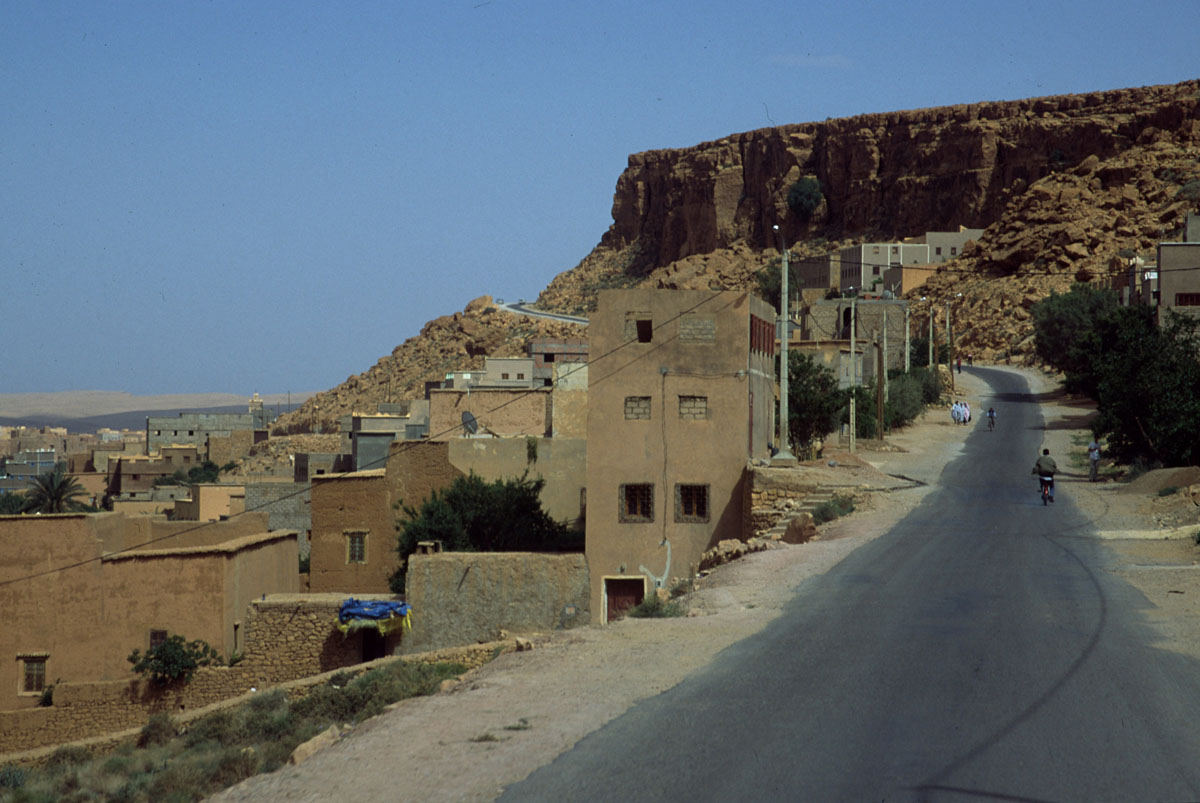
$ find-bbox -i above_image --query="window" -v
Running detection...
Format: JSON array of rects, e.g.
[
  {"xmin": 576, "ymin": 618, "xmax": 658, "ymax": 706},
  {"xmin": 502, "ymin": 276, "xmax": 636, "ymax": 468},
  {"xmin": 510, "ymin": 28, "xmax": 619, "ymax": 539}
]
[
  {"xmin": 544, "ymin": 353, "xmax": 556, "ymax": 363},
  {"xmin": 517, "ymin": 373, "xmax": 525, "ymax": 380},
  {"xmin": 935, "ymin": 246, "xmax": 942, "ymax": 256},
  {"xmin": 951, "ymin": 247, "xmax": 958, "ymax": 255},
  {"xmin": 891, "ymin": 246, "xmax": 898, "ymax": 254},
  {"xmin": 150, "ymin": 629, "xmax": 168, "ymax": 650},
  {"xmin": 1176, "ymin": 293, "xmax": 1200, "ymax": 306},
  {"xmin": 19, "ymin": 655, "xmax": 47, "ymax": 694},
  {"xmin": 636, "ymin": 319, "xmax": 653, "ymax": 343},
  {"xmin": 345, "ymin": 530, "xmax": 367, "ymax": 564},
  {"xmin": 872, "ymin": 246, "xmax": 880, "ymax": 255},
  {"xmin": 188, "ymin": 430, "xmax": 194, "ymax": 436},
  {"xmin": 624, "ymin": 396, "xmax": 652, "ymax": 420},
  {"xmin": 675, "ymin": 484, "xmax": 710, "ymax": 522},
  {"xmin": 619, "ymin": 484, "xmax": 654, "ymax": 522},
  {"xmin": 501, "ymin": 372, "xmax": 510, "ymax": 380},
  {"xmin": 678, "ymin": 395, "xmax": 708, "ymax": 420},
  {"xmin": 872, "ymin": 266, "xmax": 880, "ymax": 275}
]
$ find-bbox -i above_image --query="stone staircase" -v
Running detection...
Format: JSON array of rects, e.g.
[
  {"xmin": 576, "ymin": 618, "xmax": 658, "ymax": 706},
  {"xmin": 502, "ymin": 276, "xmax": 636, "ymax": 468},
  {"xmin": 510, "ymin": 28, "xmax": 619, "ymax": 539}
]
[{"xmin": 756, "ymin": 487, "xmax": 838, "ymax": 542}]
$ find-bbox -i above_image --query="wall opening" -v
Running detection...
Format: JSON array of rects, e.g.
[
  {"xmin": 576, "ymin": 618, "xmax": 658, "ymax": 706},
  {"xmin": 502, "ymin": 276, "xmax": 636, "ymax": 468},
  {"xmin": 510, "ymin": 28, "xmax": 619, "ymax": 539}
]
[{"xmin": 605, "ymin": 577, "xmax": 645, "ymax": 623}]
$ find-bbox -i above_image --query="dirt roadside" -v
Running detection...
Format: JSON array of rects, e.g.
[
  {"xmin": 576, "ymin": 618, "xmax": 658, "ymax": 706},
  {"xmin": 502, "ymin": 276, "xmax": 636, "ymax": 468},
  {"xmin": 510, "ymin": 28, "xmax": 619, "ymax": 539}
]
[{"xmin": 211, "ymin": 367, "xmax": 1200, "ymax": 803}]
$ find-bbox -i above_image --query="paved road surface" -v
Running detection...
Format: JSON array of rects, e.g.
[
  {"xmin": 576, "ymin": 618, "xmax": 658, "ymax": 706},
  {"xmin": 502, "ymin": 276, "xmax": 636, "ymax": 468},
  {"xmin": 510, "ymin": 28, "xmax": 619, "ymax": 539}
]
[
  {"xmin": 498, "ymin": 301, "xmax": 588, "ymax": 326},
  {"xmin": 504, "ymin": 367, "xmax": 1200, "ymax": 802}
]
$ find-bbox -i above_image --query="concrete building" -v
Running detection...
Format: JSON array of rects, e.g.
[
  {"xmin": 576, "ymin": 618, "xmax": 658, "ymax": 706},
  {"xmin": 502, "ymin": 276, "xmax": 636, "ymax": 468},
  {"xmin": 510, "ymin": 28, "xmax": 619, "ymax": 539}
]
[
  {"xmin": 839, "ymin": 242, "xmax": 930, "ymax": 294},
  {"xmin": 585, "ymin": 289, "xmax": 775, "ymax": 623},
  {"xmin": 1156, "ymin": 241, "xmax": 1200, "ymax": 323},
  {"xmin": 145, "ymin": 396, "xmax": 270, "ymax": 456},
  {"xmin": 528, "ymin": 338, "xmax": 589, "ymax": 386},
  {"xmin": 427, "ymin": 387, "xmax": 550, "ymax": 441},
  {"xmin": 0, "ymin": 511, "xmax": 296, "ymax": 710},
  {"xmin": 172, "ymin": 484, "xmax": 246, "ymax": 522}
]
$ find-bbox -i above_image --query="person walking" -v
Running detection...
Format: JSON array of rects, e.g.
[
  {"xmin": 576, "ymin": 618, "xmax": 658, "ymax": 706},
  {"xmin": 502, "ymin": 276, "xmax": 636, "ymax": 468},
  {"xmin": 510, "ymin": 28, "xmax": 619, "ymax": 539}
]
[
  {"xmin": 956, "ymin": 357, "xmax": 962, "ymax": 374},
  {"xmin": 1088, "ymin": 438, "xmax": 1101, "ymax": 482}
]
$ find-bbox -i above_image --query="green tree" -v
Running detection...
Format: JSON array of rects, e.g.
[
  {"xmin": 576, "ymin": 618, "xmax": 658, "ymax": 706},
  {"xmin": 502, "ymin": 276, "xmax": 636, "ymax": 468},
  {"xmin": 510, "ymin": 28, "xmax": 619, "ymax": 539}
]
[
  {"xmin": 787, "ymin": 177, "xmax": 823, "ymax": 220},
  {"xmin": 23, "ymin": 465, "xmax": 89, "ymax": 513},
  {"xmin": 1093, "ymin": 311, "xmax": 1200, "ymax": 466},
  {"xmin": 127, "ymin": 634, "xmax": 220, "ymax": 685},
  {"xmin": 0, "ymin": 493, "xmax": 26, "ymax": 515},
  {"xmin": 1031, "ymin": 283, "xmax": 1125, "ymax": 397},
  {"xmin": 389, "ymin": 472, "xmax": 573, "ymax": 593},
  {"xmin": 754, "ymin": 255, "xmax": 801, "ymax": 309},
  {"xmin": 784, "ymin": 352, "xmax": 845, "ymax": 452}
]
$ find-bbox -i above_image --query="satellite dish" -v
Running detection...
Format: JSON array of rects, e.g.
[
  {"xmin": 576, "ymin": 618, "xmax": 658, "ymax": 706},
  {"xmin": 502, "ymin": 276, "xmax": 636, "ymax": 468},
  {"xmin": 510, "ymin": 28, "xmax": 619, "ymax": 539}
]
[{"xmin": 461, "ymin": 411, "xmax": 479, "ymax": 435}]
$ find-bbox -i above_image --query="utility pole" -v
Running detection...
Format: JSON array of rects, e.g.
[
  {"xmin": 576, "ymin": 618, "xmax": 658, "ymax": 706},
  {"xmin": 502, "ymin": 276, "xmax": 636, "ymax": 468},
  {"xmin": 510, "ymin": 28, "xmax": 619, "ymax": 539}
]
[
  {"xmin": 875, "ymin": 332, "xmax": 885, "ymax": 439},
  {"xmin": 882, "ymin": 307, "xmax": 889, "ymax": 403},
  {"xmin": 904, "ymin": 304, "xmax": 911, "ymax": 374},
  {"xmin": 771, "ymin": 225, "xmax": 796, "ymax": 465},
  {"xmin": 928, "ymin": 305, "xmax": 934, "ymax": 369},
  {"xmin": 946, "ymin": 302, "xmax": 954, "ymax": 393}
]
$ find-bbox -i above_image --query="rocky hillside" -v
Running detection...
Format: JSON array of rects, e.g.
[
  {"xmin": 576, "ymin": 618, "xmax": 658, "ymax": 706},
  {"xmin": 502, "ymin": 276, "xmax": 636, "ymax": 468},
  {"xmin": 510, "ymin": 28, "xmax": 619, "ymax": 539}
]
[{"xmin": 284, "ymin": 79, "xmax": 1200, "ymax": 430}]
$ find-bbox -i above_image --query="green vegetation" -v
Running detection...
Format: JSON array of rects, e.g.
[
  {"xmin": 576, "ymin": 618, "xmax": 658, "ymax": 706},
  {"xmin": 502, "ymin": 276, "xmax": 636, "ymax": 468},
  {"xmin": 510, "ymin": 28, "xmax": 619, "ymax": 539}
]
[
  {"xmin": 786, "ymin": 177, "xmax": 823, "ymax": 220},
  {"xmin": 908, "ymin": 334, "xmax": 949, "ymax": 368},
  {"xmin": 1032, "ymin": 283, "xmax": 1200, "ymax": 467},
  {"xmin": 784, "ymin": 353, "xmax": 844, "ymax": 453},
  {"xmin": 0, "ymin": 493, "xmax": 26, "ymax": 515},
  {"xmin": 811, "ymin": 495, "xmax": 855, "ymax": 525},
  {"xmin": 0, "ymin": 661, "xmax": 466, "ymax": 803},
  {"xmin": 754, "ymin": 255, "xmax": 801, "ymax": 309},
  {"xmin": 839, "ymin": 367, "xmax": 942, "ymax": 440},
  {"xmin": 389, "ymin": 472, "xmax": 577, "ymax": 593},
  {"xmin": 127, "ymin": 635, "xmax": 221, "ymax": 685},
  {"xmin": 153, "ymin": 460, "xmax": 237, "ymax": 487},
  {"xmin": 21, "ymin": 465, "xmax": 90, "ymax": 513},
  {"xmin": 627, "ymin": 591, "xmax": 685, "ymax": 618},
  {"xmin": 1158, "ymin": 486, "xmax": 1180, "ymax": 497}
]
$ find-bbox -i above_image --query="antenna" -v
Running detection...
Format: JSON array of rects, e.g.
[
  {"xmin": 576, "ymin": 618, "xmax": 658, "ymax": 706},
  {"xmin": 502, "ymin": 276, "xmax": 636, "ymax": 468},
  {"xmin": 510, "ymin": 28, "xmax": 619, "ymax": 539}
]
[{"xmin": 461, "ymin": 411, "xmax": 478, "ymax": 436}]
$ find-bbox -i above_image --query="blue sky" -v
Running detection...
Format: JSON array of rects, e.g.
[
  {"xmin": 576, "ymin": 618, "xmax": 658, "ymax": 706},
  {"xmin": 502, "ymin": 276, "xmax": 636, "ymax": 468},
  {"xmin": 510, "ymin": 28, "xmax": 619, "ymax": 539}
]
[{"xmin": 2, "ymin": 1, "xmax": 1195, "ymax": 395}]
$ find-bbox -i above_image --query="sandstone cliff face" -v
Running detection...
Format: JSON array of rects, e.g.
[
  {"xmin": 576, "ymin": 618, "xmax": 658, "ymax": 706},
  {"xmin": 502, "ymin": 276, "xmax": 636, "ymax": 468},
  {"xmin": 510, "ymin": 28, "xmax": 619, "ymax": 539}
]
[{"xmin": 602, "ymin": 81, "xmax": 1199, "ymax": 263}]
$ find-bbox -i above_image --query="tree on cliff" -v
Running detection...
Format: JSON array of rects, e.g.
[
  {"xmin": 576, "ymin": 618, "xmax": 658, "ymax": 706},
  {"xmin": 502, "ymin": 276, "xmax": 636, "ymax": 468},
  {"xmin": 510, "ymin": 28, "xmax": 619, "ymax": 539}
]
[
  {"xmin": 787, "ymin": 177, "xmax": 823, "ymax": 221},
  {"xmin": 388, "ymin": 472, "xmax": 575, "ymax": 593},
  {"xmin": 23, "ymin": 465, "xmax": 90, "ymax": 513}
]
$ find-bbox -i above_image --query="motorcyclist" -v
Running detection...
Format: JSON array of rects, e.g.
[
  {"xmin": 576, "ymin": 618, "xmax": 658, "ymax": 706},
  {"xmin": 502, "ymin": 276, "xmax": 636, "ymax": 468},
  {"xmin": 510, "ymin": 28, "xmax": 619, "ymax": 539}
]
[{"xmin": 1032, "ymin": 448, "xmax": 1057, "ymax": 502}]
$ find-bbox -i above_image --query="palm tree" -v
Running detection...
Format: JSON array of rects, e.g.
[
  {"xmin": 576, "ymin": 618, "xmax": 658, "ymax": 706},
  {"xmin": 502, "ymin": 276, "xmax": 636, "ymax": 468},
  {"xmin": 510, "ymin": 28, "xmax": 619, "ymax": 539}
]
[{"xmin": 24, "ymin": 465, "xmax": 89, "ymax": 513}]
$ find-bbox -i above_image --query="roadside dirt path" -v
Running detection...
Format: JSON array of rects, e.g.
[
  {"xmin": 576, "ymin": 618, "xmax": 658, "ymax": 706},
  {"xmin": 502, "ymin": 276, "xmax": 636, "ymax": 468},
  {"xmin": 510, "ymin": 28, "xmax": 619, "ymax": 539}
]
[{"xmin": 211, "ymin": 367, "xmax": 1199, "ymax": 803}]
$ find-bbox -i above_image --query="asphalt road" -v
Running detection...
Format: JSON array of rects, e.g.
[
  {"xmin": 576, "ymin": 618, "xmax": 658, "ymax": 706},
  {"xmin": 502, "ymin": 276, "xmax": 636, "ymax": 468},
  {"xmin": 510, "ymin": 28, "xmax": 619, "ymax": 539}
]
[{"xmin": 503, "ymin": 367, "xmax": 1200, "ymax": 802}]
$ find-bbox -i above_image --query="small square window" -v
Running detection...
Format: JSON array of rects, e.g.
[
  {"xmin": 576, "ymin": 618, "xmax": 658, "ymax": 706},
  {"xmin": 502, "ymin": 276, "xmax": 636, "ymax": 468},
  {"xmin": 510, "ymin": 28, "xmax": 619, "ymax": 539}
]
[
  {"xmin": 517, "ymin": 373, "xmax": 525, "ymax": 380},
  {"xmin": 345, "ymin": 530, "xmax": 367, "ymax": 564},
  {"xmin": 150, "ymin": 629, "xmax": 168, "ymax": 650},
  {"xmin": 624, "ymin": 396, "xmax": 652, "ymax": 420},
  {"xmin": 544, "ymin": 353, "xmax": 556, "ymax": 363},
  {"xmin": 676, "ymin": 484, "xmax": 710, "ymax": 523},
  {"xmin": 501, "ymin": 373, "xmax": 510, "ymax": 380},
  {"xmin": 872, "ymin": 246, "xmax": 880, "ymax": 255},
  {"xmin": 891, "ymin": 246, "xmax": 898, "ymax": 254},
  {"xmin": 619, "ymin": 484, "xmax": 654, "ymax": 522},
  {"xmin": 935, "ymin": 246, "xmax": 942, "ymax": 255},
  {"xmin": 951, "ymin": 247, "xmax": 958, "ymax": 255},
  {"xmin": 20, "ymin": 657, "xmax": 46, "ymax": 694}
]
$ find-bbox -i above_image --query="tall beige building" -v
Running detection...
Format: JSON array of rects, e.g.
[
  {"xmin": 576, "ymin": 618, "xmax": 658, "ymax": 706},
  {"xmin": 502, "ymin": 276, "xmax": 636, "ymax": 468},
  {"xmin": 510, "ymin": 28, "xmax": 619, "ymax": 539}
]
[{"xmin": 585, "ymin": 289, "xmax": 776, "ymax": 622}]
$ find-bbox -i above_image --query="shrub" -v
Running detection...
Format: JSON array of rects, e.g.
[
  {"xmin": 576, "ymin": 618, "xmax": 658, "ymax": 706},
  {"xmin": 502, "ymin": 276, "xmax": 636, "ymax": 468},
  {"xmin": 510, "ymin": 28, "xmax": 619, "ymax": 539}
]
[
  {"xmin": 138, "ymin": 713, "xmax": 177, "ymax": 747},
  {"xmin": 45, "ymin": 745, "xmax": 91, "ymax": 770},
  {"xmin": 0, "ymin": 765, "xmax": 26, "ymax": 790},
  {"xmin": 128, "ymin": 634, "xmax": 221, "ymax": 685},
  {"xmin": 1158, "ymin": 486, "xmax": 1180, "ymax": 497},
  {"xmin": 627, "ymin": 592, "xmax": 684, "ymax": 618},
  {"xmin": 786, "ymin": 177, "xmax": 823, "ymax": 220},
  {"xmin": 812, "ymin": 495, "xmax": 855, "ymax": 525}
]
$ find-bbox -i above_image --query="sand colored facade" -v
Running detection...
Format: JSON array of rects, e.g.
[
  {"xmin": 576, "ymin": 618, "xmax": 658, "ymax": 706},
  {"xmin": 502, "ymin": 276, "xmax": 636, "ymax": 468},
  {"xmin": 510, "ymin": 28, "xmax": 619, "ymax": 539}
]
[
  {"xmin": 585, "ymin": 289, "xmax": 776, "ymax": 622},
  {"xmin": 308, "ymin": 436, "xmax": 587, "ymax": 594},
  {"xmin": 549, "ymin": 362, "xmax": 588, "ymax": 438},
  {"xmin": 1156, "ymin": 242, "xmax": 1200, "ymax": 323},
  {"xmin": 172, "ymin": 483, "xmax": 246, "ymax": 522},
  {"xmin": 0, "ymin": 512, "xmax": 296, "ymax": 711},
  {"xmin": 427, "ymin": 387, "xmax": 550, "ymax": 441}
]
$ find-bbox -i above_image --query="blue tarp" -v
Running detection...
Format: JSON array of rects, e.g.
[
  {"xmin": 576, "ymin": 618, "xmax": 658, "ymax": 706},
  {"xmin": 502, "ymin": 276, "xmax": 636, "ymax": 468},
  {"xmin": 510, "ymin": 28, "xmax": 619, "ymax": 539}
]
[{"xmin": 338, "ymin": 598, "xmax": 410, "ymax": 623}]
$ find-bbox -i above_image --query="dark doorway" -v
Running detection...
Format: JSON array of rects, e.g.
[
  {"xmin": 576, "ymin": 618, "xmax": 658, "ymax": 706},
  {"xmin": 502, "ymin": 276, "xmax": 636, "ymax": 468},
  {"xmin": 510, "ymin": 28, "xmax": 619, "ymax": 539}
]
[
  {"xmin": 362, "ymin": 629, "xmax": 386, "ymax": 662},
  {"xmin": 606, "ymin": 577, "xmax": 645, "ymax": 622}
]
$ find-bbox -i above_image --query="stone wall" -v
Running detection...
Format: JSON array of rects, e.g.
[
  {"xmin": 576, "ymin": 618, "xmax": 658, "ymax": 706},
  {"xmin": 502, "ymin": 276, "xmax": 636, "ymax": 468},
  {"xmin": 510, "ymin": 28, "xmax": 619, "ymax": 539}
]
[
  {"xmin": 402, "ymin": 552, "xmax": 589, "ymax": 653},
  {"xmin": 744, "ymin": 465, "xmax": 819, "ymax": 537},
  {"xmin": 245, "ymin": 482, "xmax": 312, "ymax": 555}
]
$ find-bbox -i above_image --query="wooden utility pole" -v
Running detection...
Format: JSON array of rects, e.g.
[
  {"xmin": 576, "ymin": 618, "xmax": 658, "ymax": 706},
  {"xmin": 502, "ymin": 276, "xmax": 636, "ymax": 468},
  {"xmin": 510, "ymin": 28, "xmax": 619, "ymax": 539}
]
[{"xmin": 882, "ymin": 308, "xmax": 889, "ymax": 402}]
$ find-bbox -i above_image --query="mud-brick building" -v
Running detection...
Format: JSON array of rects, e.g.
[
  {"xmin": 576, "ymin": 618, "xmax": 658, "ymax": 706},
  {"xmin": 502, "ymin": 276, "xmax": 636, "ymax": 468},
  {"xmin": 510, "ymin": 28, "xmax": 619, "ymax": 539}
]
[
  {"xmin": 585, "ymin": 289, "xmax": 776, "ymax": 622},
  {"xmin": 0, "ymin": 511, "xmax": 297, "ymax": 711}
]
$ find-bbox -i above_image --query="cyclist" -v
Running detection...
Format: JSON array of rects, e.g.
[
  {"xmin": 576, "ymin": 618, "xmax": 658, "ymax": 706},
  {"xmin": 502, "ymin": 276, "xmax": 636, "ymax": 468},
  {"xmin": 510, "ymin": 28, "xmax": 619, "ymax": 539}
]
[
  {"xmin": 1032, "ymin": 448, "xmax": 1057, "ymax": 503},
  {"xmin": 987, "ymin": 407, "xmax": 996, "ymax": 430}
]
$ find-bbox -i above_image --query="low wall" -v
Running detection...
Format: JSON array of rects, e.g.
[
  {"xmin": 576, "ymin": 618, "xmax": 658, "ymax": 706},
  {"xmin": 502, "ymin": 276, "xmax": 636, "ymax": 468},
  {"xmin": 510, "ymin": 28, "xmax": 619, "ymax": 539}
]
[
  {"xmin": 402, "ymin": 552, "xmax": 589, "ymax": 653},
  {"xmin": 743, "ymin": 466, "xmax": 819, "ymax": 536},
  {"xmin": 0, "ymin": 639, "xmax": 512, "ymax": 769}
]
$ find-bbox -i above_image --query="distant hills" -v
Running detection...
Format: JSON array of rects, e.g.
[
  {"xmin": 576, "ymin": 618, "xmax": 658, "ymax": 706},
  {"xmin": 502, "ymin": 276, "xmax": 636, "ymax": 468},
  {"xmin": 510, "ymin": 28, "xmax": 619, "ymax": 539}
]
[{"xmin": 0, "ymin": 391, "xmax": 315, "ymax": 433}]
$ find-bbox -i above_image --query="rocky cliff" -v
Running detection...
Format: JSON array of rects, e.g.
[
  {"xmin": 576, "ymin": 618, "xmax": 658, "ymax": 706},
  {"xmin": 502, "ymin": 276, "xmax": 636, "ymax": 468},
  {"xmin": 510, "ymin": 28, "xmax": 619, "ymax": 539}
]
[{"xmin": 284, "ymin": 79, "xmax": 1200, "ymax": 431}]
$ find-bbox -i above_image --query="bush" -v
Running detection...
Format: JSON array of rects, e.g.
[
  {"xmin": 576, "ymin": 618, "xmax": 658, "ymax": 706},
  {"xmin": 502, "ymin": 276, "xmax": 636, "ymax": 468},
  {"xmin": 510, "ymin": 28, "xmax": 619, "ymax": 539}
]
[
  {"xmin": 128, "ymin": 634, "xmax": 221, "ymax": 685},
  {"xmin": 812, "ymin": 495, "xmax": 855, "ymax": 525},
  {"xmin": 627, "ymin": 592, "xmax": 684, "ymax": 618},
  {"xmin": 0, "ymin": 765, "xmax": 26, "ymax": 789},
  {"xmin": 786, "ymin": 177, "xmax": 823, "ymax": 220},
  {"xmin": 138, "ymin": 713, "xmax": 177, "ymax": 748}
]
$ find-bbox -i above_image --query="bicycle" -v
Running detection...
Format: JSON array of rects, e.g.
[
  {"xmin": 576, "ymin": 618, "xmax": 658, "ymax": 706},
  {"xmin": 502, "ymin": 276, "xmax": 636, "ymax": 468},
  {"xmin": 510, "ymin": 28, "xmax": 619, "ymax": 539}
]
[
  {"xmin": 1038, "ymin": 476, "xmax": 1054, "ymax": 505},
  {"xmin": 987, "ymin": 416, "xmax": 995, "ymax": 431}
]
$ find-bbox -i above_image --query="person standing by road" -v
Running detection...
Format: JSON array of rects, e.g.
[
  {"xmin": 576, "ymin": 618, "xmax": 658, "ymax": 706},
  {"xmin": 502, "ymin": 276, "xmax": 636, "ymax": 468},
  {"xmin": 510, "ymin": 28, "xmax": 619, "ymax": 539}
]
[{"xmin": 1088, "ymin": 438, "xmax": 1101, "ymax": 482}]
